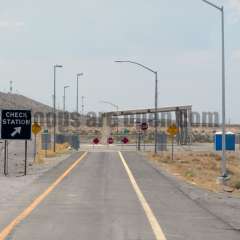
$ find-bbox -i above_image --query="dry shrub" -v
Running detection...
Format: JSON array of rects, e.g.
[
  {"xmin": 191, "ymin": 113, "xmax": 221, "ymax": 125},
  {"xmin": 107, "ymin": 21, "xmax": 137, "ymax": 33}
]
[
  {"xmin": 185, "ymin": 170, "xmax": 195, "ymax": 178},
  {"xmin": 209, "ymin": 153, "xmax": 215, "ymax": 158},
  {"xmin": 192, "ymin": 158, "xmax": 200, "ymax": 163},
  {"xmin": 215, "ymin": 154, "xmax": 221, "ymax": 161},
  {"xmin": 228, "ymin": 155, "xmax": 236, "ymax": 161},
  {"xmin": 180, "ymin": 160, "xmax": 190, "ymax": 164},
  {"xmin": 234, "ymin": 181, "xmax": 240, "ymax": 190}
]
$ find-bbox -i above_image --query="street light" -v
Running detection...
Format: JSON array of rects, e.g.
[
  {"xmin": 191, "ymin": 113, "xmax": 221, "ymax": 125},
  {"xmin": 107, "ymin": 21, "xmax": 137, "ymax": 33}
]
[
  {"xmin": 76, "ymin": 73, "xmax": 84, "ymax": 113},
  {"xmin": 100, "ymin": 100, "xmax": 119, "ymax": 134},
  {"xmin": 81, "ymin": 96, "xmax": 85, "ymax": 115},
  {"xmin": 201, "ymin": 0, "xmax": 227, "ymax": 179},
  {"xmin": 63, "ymin": 85, "xmax": 70, "ymax": 112},
  {"xmin": 53, "ymin": 64, "xmax": 63, "ymax": 152},
  {"xmin": 115, "ymin": 60, "xmax": 158, "ymax": 154}
]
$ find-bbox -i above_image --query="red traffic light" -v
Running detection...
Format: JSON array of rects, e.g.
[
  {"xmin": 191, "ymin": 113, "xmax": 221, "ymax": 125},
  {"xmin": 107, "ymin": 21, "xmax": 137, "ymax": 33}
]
[
  {"xmin": 108, "ymin": 137, "xmax": 114, "ymax": 144},
  {"xmin": 93, "ymin": 137, "xmax": 100, "ymax": 144},
  {"xmin": 121, "ymin": 137, "xmax": 129, "ymax": 144}
]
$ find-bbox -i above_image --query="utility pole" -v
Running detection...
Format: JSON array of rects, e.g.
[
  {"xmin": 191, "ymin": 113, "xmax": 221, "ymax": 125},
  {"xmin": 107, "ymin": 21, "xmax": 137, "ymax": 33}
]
[
  {"xmin": 63, "ymin": 85, "xmax": 70, "ymax": 112},
  {"xmin": 115, "ymin": 60, "xmax": 158, "ymax": 154},
  {"xmin": 76, "ymin": 73, "xmax": 83, "ymax": 113},
  {"xmin": 201, "ymin": 0, "xmax": 227, "ymax": 178},
  {"xmin": 81, "ymin": 96, "xmax": 85, "ymax": 115},
  {"xmin": 53, "ymin": 64, "xmax": 63, "ymax": 152}
]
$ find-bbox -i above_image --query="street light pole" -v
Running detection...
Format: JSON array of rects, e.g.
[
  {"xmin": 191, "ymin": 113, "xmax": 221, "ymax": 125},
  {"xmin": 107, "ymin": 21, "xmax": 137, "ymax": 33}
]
[
  {"xmin": 63, "ymin": 85, "xmax": 70, "ymax": 112},
  {"xmin": 155, "ymin": 72, "xmax": 158, "ymax": 155},
  {"xmin": 81, "ymin": 96, "xmax": 85, "ymax": 115},
  {"xmin": 76, "ymin": 73, "xmax": 83, "ymax": 113},
  {"xmin": 53, "ymin": 64, "xmax": 63, "ymax": 152},
  {"xmin": 201, "ymin": 0, "xmax": 227, "ymax": 178},
  {"xmin": 115, "ymin": 60, "xmax": 158, "ymax": 154},
  {"xmin": 100, "ymin": 101, "xmax": 119, "ymax": 134}
]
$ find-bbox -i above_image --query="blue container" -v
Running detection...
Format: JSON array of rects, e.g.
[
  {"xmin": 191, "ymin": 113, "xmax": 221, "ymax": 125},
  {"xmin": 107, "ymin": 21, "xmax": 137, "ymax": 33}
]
[{"xmin": 215, "ymin": 132, "xmax": 236, "ymax": 151}]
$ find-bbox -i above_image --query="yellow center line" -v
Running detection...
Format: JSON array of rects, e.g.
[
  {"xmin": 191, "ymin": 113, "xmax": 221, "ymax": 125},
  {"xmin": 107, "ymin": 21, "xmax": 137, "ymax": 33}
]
[
  {"xmin": 0, "ymin": 151, "xmax": 88, "ymax": 240},
  {"xmin": 118, "ymin": 151, "xmax": 167, "ymax": 240}
]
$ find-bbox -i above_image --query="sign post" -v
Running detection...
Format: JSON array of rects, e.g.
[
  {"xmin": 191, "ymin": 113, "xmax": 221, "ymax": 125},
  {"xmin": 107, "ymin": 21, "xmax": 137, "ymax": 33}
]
[
  {"xmin": 32, "ymin": 122, "xmax": 42, "ymax": 161},
  {"xmin": 167, "ymin": 124, "xmax": 179, "ymax": 161},
  {"xmin": 141, "ymin": 123, "xmax": 148, "ymax": 151},
  {"xmin": 4, "ymin": 140, "xmax": 8, "ymax": 176},
  {"xmin": 1, "ymin": 109, "xmax": 32, "ymax": 176},
  {"xmin": 136, "ymin": 122, "xmax": 141, "ymax": 151},
  {"xmin": 24, "ymin": 140, "xmax": 27, "ymax": 176}
]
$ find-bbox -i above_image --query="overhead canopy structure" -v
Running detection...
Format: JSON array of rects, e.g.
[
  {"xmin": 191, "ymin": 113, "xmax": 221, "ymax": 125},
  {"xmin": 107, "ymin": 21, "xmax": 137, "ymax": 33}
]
[
  {"xmin": 104, "ymin": 105, "xmax": 192, "ymax": 116},
  {"xmin": 103, "ymin": 105, "xmax": 192, "ymax": 145}
]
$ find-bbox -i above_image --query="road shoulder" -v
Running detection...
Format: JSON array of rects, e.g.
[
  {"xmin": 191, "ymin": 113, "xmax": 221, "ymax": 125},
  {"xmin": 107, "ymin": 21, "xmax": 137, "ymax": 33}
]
[
  {"xmin": 140, "ymin": 152, "xmax": 240, "ymax": 230},
  {"xmin": 0, "ymin": 151, "xmax": 85, "ymax": 233}
]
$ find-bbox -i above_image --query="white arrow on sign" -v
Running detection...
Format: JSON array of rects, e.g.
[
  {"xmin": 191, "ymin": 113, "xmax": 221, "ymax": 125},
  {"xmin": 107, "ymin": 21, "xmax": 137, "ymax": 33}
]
[{"xmin": 11, "ymin": 127, "xmax": 22, "ymax": 137}]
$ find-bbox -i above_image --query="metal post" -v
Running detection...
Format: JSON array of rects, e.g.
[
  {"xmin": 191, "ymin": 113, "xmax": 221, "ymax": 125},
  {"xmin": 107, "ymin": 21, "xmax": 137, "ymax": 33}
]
[
  {"xmin": 24, "ymin": 140, "xmax": 27, "ymax": 176},
  {"xmin": 81, "ymin": 96, "xmax": 85, "ymax": 115},
  {"xmin": 63, "ymin": 86, "xmax": 70, "ymax": 112},
  {"xmin": 154, "ymin": 72, "xmax": 158, "ymax": 154},
  {"xmin": 201, "ymin": 1, "xmax": 227, "ymax": 178},
  {"xmin": 116, "ymin": 105, "xmax": 119, "ymax": 138},
  {"xmin": 221, "ymin": 7, "xmax": 227, "ymax": 177},
  {"xmin": 63, "ymin": 89, "xmax": 66, "ymax": 112},
  {"xmin": 143, "ymin": 131, "xmax": 146, "ymax": 151},
  {"xmin": 53, "ymin": 65, "xmax": 63, "ymax": 152},
  {"xmin": 34, "ymin": 134, "xmax": 37, "ymax": 161},
  {"xmin": 4, "ymin": 140, "xmax": 8, "ymax": 176},
  {"xmin": 114, "ymin": 60, "xmax": 158, "ymax": 153},
  {"xmin": 76, "ymin": 75, "xmax": 79, "ymax": 113},
  {"xmin": 76, "ymin": 73, "xmax": 84, "ymax": 113},
  {"xmin": 53, "ymin": 66, "xmax": 56, "ymax": 152},
  {"xmin": 138, "ymin": 131, "xmax": 141, "ymax": 151}
]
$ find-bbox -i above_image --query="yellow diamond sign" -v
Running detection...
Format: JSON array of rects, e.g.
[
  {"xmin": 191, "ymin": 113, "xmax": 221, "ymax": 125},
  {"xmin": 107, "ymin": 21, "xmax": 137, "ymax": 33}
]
[
  {"xmin": 32, "ymin": 122, "xmax": 42, "ymax": 135},
  {"xmin": 167, "ymin": 124, "xmax": 179, "ymax": 137}
]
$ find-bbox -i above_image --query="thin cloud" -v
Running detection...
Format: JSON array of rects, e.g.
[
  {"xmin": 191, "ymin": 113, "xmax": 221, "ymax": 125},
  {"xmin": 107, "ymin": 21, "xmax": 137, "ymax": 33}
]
[
  {"xmin": 228, "ymin": 0, "xmax": 240, "ymax": 11},
  {"xmin": 0, "ymin": 20, "xmax": 25, "ymax": 29},
  {"xmin": 224, "ymin": 0, "xmax": 240, "ymax": 23}
]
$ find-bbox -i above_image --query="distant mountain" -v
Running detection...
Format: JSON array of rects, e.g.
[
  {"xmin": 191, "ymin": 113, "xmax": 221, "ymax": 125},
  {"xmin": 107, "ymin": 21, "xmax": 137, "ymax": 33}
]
[{"xmin": 0, "ymin": 92, "xmax": 52, "ymax": 113}]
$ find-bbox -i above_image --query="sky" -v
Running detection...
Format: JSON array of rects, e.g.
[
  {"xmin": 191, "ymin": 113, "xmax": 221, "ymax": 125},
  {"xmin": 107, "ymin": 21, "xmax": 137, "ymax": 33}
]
[{"xmin": 0, "ymin": 0, "xmax": 240, "ymax": 122}]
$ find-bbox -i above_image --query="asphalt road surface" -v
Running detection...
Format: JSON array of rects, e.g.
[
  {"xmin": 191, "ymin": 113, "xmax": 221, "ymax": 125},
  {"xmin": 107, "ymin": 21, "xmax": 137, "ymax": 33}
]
[{"xmin": 1, "ymin": 151, "xmax": 239, "ymax": 240}]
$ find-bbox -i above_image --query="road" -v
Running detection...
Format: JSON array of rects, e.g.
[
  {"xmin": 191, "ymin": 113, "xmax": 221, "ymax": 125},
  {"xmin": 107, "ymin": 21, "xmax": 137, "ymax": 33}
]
[{"xmin": 0, "ymin": 151, "xmax": 239, "ymax": 240}]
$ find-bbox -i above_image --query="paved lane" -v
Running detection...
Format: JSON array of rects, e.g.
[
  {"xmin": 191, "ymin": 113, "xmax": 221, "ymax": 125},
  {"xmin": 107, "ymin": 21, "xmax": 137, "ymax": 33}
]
[
  {"xmin": 2, "ymin": 151, "xmax": 240, "ymax": 240},
  {"xmin": 7, "ymin": 152, "xmax": 156, "ymax": 240},
  {"xmin": 122, "ymin": 152, "xmax": 240, "ymax": 240}
]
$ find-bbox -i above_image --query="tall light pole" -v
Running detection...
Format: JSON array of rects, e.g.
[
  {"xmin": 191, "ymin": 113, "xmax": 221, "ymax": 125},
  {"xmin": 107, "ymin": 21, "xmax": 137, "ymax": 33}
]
[
  {"xmin": 115, "ymin": 60, "xmax": 158, "ymax": 154},
  {"xmin": 53, "ymin": 64, "xmax": 63, "ymax": 152},
  {"xmin": 63, "ymin": 85, "xmax": 70, "ymax": 112},
  {"xmin": 76, "ymin": 73, "xmax": 84, "ymax": 113},
  {"xmin": 81, "ymin": 96, "xmax": 85, "ymax": 115},
  {"xmin": 100, "ymin": 100, "xmax": 119, "ymax": 134},
  {"xmin": 201, "ymin": 0, "xmax": 227, "ymax": 178}
]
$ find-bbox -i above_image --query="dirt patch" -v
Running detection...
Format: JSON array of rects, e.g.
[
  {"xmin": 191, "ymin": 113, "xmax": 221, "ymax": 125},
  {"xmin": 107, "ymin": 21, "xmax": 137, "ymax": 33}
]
[
  {"xmin": 148, "ymin": 151, "xmax": 240, "ymax": 196},
  {"xmin": 34, "ymin": 143, "xmax": 71, "ymax": 164}
]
